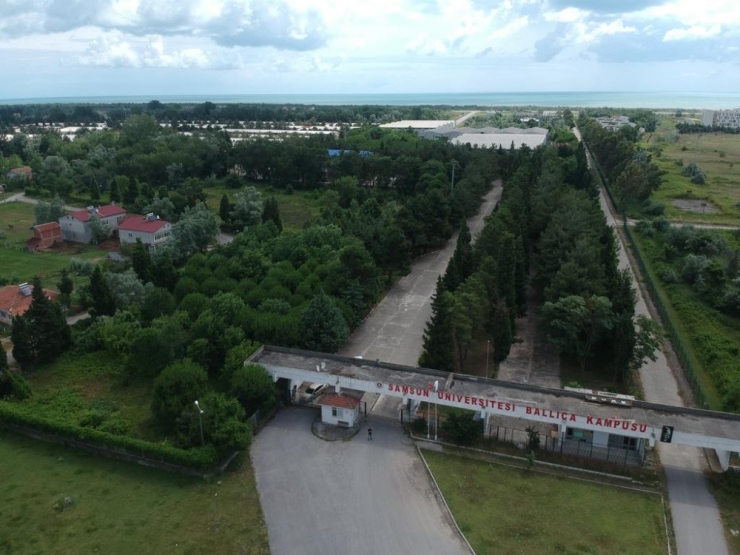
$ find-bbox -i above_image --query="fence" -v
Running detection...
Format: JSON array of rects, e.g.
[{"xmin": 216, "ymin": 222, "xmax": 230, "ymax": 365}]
[
  {"xmin": 487, "ymin": 425, "xmax": 646, "ymax": 467},
  {"xmin": 583, "ymin": 136, "xmax": 715, "ymax": 410},
  {"xmin": 622, "ymin": 224, "xmax": 712, "ymax": 409}
]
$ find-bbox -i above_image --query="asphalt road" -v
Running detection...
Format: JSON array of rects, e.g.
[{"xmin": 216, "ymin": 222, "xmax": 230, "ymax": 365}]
[
  {"xmin": 253, "ymin": 183, "xmax": 502, "ymax": 555},
  {"xmin": 340, "ymin": 182, "xmax": 503, "ymax": 366},
  {"xmin": 577, "ymin": 127, "xmax": 729, "ymax": 555},
  {"xmin": 252, "ymin": 401, "xmax": 469, "ymax": 555}
]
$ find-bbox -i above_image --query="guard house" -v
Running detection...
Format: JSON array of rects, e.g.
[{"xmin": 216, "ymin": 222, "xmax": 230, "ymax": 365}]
[{"xmin": 316, "ymin": 388, "xmax": 364, "ymax": 428}]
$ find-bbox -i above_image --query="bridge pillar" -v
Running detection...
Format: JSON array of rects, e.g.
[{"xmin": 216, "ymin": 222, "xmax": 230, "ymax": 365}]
[
  {"xmin": 558, "ymin": 423, "xmax": 568, "ymax": 447},
  {"xmin": 715, "ymin": 449, "xmax": 731, "ymax": 471},
  {"xmin": 481, "ymin": 411, "xmax": 489, "ymax": 435}
]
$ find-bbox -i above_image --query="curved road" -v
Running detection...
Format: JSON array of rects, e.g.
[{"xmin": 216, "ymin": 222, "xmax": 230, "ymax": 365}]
[
  {"xmin": 576, "ymin": 127, "xmax": 729, "ymax": 555},
  {"xmin": 252, "ymin": 183, "xmax": 502, "ymax": 555}
]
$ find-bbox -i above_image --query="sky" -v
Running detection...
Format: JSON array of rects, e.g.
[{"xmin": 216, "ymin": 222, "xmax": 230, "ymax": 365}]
[{"xmin": 0, "ymin": 0, "xmax": 738, "ymax": 99}]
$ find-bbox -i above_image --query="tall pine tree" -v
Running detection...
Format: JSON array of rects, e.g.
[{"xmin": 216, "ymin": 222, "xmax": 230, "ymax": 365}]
[
  {"xmin": 131, "ymin": 239, "xmax": 152, "ymax": 283},
  {"xmin": 419, "ymin": 277, "xmax": 454, "ymax": 371},
  {"xmin": 90, "ymin": 266, "xmax": 116, "ymax": 317},
  {"xmin": 261, "ymin": 196, "xmax": 283, "ymax": 232}
]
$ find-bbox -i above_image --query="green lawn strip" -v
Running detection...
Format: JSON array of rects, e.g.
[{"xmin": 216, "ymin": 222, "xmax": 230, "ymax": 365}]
[
  {"xmin": 629, "ymin": 232, "xmax": 728, "ymax": 409},
  {"xmin": 423, "ymin": 449, "xmax": 668, "ymax": 555},
  {"xmin": 0, "ymin": 430, "xmax": 269, "ymax": 555},
  {"xmin": 23, "ymin": 351, "xmax": 158, "ymax": 441}
]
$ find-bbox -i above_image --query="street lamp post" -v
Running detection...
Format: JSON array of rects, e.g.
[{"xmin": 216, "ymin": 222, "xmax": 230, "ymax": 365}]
[
  {"xmin": 486, "ymin": 340, "xmax": 490, "ymax": 380},
  {"xmin": 194, "ymin": 400, "xmax": 204, "ymax": 446}
]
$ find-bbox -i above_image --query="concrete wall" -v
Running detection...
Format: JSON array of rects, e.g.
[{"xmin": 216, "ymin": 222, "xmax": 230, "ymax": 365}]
[{"xmin": 60, "ymin": 215, "xmax": 91, "ymax": 243}]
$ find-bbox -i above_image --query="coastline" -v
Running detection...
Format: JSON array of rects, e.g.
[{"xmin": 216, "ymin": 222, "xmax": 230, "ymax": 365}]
[{"xmin": 1, "ymin": 91, "xmax": 739, "ymax": 109}]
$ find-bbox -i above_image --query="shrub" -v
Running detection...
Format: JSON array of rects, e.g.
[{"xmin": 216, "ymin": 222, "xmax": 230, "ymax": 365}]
[
  {"xmin": 635, "ymin": 220, "xmax": 655, "ymax": 237},
  {"xmin": 410, "ymin": 417, "xmax": 427, "ymax": 435},
  {"xmin": 682, "ymin": 254, "xmax": 710, "ymax": 286},
  {"xmin": 70, "ymin": 258, "xmax": 94, "ymax": 276},
  {"xmin": 642, "ymin": 200, "xmax": 666, "ymax": 216},
  {"xmin": 440, "ymin": 409, "xmax": 483, "ymax": 446},
  {"xmin": 658, "ymin": 266, "xmax": 679, "ymax": 284},
  {"xmin": 652, "ymin": 216, "xmax": 670, "ymax": 232}
]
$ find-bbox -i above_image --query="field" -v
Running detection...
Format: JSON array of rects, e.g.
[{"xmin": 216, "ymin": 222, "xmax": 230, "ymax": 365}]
[
  {"xmin": 203, "ymin": 185, "xmax": 323, "ymax": 231},
  {"xmin": 0, "ymin": 201, "xmax": 102, "ymax": 286},
  {"xmin": 22, "ymin": 351, "xmax": 159, "ymax": 441},
  {"xmin": 423, "ymin": 449, "xmax": 669, "ymax": 555},
  {"xmin": 640, "ymin": 116, "xmax": 740, "ymax": 225},
  {"xmin": 0, "ymin": 430, "xmax": 269, "ymax": 555}
]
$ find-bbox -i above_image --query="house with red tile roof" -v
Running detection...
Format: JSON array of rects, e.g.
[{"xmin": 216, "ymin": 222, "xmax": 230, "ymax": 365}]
[
  {"xmin": 59, "ymin": 204, "xmax": 127, "ymax": 244},
  {"xmin": 6, "ymin": 166, "xmax": 33, "ymax": 181},
  {"xmin": 0, "ymin": 283, "xmax": 59, "ymax": 326},
  {"xmin": 316, "ymin": 388, "xmax": 365, "ymax": 427},
  {"xmin": 118, "ymin": 213, "xmax": 172, "ymax": 248},
  {"xmin": 26, "ymin": 222, "xmax": 62, "ymax": 252}
]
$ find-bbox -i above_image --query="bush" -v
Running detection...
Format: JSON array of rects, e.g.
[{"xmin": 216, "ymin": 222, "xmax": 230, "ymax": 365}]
[
  {"xmin": 635, "ymin": 220, "xmax": 655, "ymax": 238},
  {"xmin": 652, "ymin": 216, "xmax": 670, "ymax": 233},
  {"xmin": 0, "ymin": 370, "xmax": 32, "ymax": 400},
  {"xmin": 642, "ymin": 200, "xmax": 666, "ymax": 216},
  {"xmin": 440, "ymin": 409, "xmax": 483, "ymax": 446},
  {"xmin": 658, "ymin": 266, "xmax": 679, "ymax": 284},
  {"xmin": 410, "ymin": 417, "xmax": 427, "ymax": 435},
  {"xmin": 682, "ymin": 254, "xmax": 710, "ymax": 286},
  {"xmin": 70, "ymin": 258, "xmax": 94, "ymax": 276},
  {"xmin": 0, "ymin": 402, "xmax": 219, "ymax": 469}
]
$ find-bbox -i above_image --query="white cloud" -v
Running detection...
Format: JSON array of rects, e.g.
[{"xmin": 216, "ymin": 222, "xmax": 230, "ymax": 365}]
[
  {"xmin": 77, "ymin": 32, "xmax": 241, "ymax": 69},
  {"xmin": 544, "ymin": 7, "xmax": 583, "ymax": 23},
  {"xmin": 663, "ymin": 24, "xmax": 722, "ymax": 41}
]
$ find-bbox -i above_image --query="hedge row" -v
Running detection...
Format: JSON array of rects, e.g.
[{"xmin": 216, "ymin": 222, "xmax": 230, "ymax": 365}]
[{"xmin": 0, "ymin": 401, "xmax": 219, "ymax": 470}]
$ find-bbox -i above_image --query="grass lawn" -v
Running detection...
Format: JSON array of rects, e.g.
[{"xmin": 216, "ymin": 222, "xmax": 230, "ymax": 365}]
[
  {"xmin": 639, "ymin": 116, "xmax": 740, "ymax": 225},
  {"xmin": 0, "ymin": 430, "xmax": 269, "ymax": 555},
  {"xmin": 204, "ymin": 185, "xmax": 323, "ymax": 231},
  {"xmin": 423, "ymin": 450, "xmax": 668, "ymax": 555},
  {"xmin": 0, "ymin": 201, "xmax": 103, "ymax": 286},
  {"xmin": 23, "ymin": 351, "xmax": 159, "ymax": 441}
]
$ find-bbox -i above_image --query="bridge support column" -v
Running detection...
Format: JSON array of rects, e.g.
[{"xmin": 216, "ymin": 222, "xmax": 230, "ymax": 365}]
[
  {"xmin": 715, "ymin": 449, "xmax": 731, "ymax": 471},
  {"xmin": 558, "ymin": 423, "xmax": 567, "ymax": 448},
  {"xmin": 481, "ymin": 411, "xmax": 489, "ymax": 436}
]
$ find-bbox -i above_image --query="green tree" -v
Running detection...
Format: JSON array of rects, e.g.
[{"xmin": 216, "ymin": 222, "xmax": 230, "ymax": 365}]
[
  {"xmin": 542, "ymin": 295, "xmax": 615, "ymax": 373},
  {"xmin": 125, "ymin": 180, "xmax": 140, "ymax": 205},
  {"xmin": 141, "ymin": 287, "xmax": 176, "ymax": 324},
  {"xmin": 419, "ymin": 277, "xmax": 454, "ymax": 371},
  {"xmin": 33, "ymin": 195, "xmax": 66, "ymax": 225},
  {"xmin": 131, "ymin": 238, "xmax": 152, "ymax": 282},
  {"xmin": 10, "ymin": 314, "xmax": 34, "ymax": 370},
  {"xmin": 56, "ymin": 268, "xmax": 74, "ymax": 307},
  {"xmin": 109, "ymin": 178, "xmax": 122, "ymax": 203},
  {"xmin": 170, "ymin": 202, "xmax": 219, "ymax": 257},
  {"xmin": 142, "ymin": 195, "xmax": 176, "ymax": 222},
  {"xmin": 12, "ymin": 277, "xmax": 71, "ymax": 368},
  {"xmin": 177, "ymin": 391, "xmax": 252, "ymax": 455},
  {"xmin": 490, "ymin": 300, "xmax": 513, "ymax": 366},
  {"xmin": 106, "ymin": 269, "xmax": 147, "ymax": 309},
  {"xmin": 261, "ymin": 196, "xmax": 283, "ymax": 232},
  {"xmin": 299, "ymin": 290, "xmax": 349, "ymax": 353},
  {"xmin": 150, "ymin": 251, "xmax": 178, "ymax": 291},
  {"xmin": 151, "ymin": 360, "xmax": 209, "ymax": 431},
  {"xmin": 230, "ymin": 363, "xmax": 278, "ymax": 416},
  {"xmin": 87, "ymin": 215, "xmax": 110, "ymax": 244},
  {"xmin": 90, "ymin": 266, "xmax": 116, "ymax": 317},
  {"xmin": 219, "ymin": 194, "xmax": 231, "ymax": 224},
  {"xmin": 230, "ymin": 186, "xmax": 263, "ymax": 230}
]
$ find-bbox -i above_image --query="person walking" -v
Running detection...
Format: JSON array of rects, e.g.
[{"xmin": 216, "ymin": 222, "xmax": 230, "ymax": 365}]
[{"xmin": 367, "ymin": 428, "xmax": 373, "ymax": 441}]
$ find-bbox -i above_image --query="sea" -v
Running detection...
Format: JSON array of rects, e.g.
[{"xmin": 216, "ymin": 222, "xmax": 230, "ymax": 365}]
[{"xmin": 1, "ymin": 91, "xmax": 739, "ymax": 109}]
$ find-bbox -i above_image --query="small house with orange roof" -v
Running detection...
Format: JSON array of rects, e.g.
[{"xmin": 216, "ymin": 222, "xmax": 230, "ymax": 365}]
[
  {"xmin": 26, "ymin": 222, "xmax": 62, "ymax": 252},
  {"xmin": 315, "ymin": 388, "xmax": 365, "ymax": 427},
  {"xmin": 0, "ymin": 282, "xmax": 59, "ymax": 326}
]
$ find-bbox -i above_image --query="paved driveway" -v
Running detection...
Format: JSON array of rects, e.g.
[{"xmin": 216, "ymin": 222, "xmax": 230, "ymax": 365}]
[{"xmin": 252, "ymin": 400, "xmax": 469, "ymax": 555}]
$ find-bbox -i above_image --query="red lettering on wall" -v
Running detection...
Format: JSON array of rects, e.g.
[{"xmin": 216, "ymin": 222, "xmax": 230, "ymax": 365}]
[
  {"xmin": 526, "ymin": 407, "xmax": 533, "ymax": 415},
  {"xmin": 639, "ymin": 424, "xmax": 647, "ymax": 433},
  {"xmin": 586, "ymin": 416, "xmax": 594, "ymax": 425},
  {"xmin": 422, "ymin": 389, "xmax": 429, "ymax": 398}
]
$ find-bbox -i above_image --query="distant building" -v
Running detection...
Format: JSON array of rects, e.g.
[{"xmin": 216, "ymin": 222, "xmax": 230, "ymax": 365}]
[
  {"xmin": 59, "ymin": 205, "xmax": 127, "ymax": 244},
  {"xmin": 379, "ymin": 120, "xmax": 456, "ymax": 129},
  {"xmin": 702, "ymin": 109, "xmax": 740, "ymax": 129},
  {"xmin": 26, "ymin": 222, "xmax": 62, "ymax": 252},
  {"xmin": 0, "ymin": 282, "xmax": 59, "ymax": 326},
  {"xmin": 6, "ymin": 166, "xmax": 33, "ymax": 181},
  {"xmin": 595, "ymin": 115, "xmax": 636, "ymax": 132},
  {"xmin": 418, "ymin": 125, "xmax": 549, "ymax": 149},
  {"xmin": 118, "ymin": 213, "xmax": 172, "ymax": 248}
]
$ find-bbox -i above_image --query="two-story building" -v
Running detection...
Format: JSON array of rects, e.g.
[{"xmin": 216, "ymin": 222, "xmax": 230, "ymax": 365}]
[
  {"xmin": 59, "ymin": 205, "xmax": 128, "ymax": 244},
  {"xmin": 118, "ymin": 213, "xmax": 172, "ymax": 248},
  {"xmin": 26, "ymin": 222, "xmax": 63, "ymax": 252}
]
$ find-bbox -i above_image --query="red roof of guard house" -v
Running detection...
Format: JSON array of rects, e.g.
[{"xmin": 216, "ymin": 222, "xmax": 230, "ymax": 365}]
[
  {"xmin": 316, "ymin": 390, "xmax": 364, "ymax": 410},
  {"xmin": 118, "ymin": 214, "xmax": 170, "ymax": 233},
  {"xmin": 0, "ymin": 283, "xmax": 59, "ymax": 324},
  {"xmin": 68, "ymin": 205, "xmax": 127, "ymax": 223}
]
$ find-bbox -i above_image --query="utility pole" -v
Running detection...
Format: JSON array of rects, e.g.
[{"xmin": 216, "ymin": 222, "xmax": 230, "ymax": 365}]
[{"xmin": 194, "ymin": 400, "xmax": 204, "ymax": 446}]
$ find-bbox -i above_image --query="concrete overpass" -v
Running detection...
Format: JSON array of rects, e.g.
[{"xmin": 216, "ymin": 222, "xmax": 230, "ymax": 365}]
[{"xmin": 249, "ymin": 345, "xmax": 740, "ymax": 470}]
